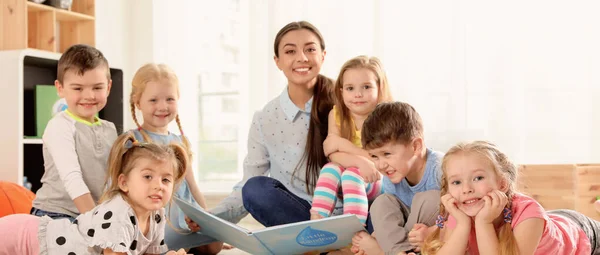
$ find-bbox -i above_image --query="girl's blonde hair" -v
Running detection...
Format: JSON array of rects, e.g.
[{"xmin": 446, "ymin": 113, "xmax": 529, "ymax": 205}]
[
  {"xmin": 130, "ymin": 63, "xmax": 192, "ymax": 156},
  {"xmin": 334, "ymin": 55, "xmax": 393, "ymax": 143},
  {"xmin": 422, "ymin": 141, "xmax": 519, "ymax": 255},
  {"xmin": 100, "ymin": 132, "xmax": 188, "ymax": 203}
]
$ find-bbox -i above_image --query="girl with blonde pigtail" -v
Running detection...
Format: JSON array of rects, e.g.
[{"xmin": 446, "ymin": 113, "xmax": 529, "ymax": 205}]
[
  {"xmin": 128, "ymin": 63, "xmax": 226, "ymax": 254},
  {"xmin": 0, "ymin": 133, "xmax": 191, "ymax": 255},
  {"xmin": 421, "ymin": 141, "xmax": 600, "ymax": 255}
]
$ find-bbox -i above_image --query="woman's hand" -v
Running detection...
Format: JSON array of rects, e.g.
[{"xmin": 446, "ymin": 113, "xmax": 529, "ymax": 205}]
[
  {"xmin": 475, "ymin": 190, "xmax": 508, "ymax": 225},
  {"xmin": 441, "ymin": 193, "xmax": 471, "ymax": 227},
  {"xmin": 185, "ymin": 216, "xmax": 201, "ymax": 232}
]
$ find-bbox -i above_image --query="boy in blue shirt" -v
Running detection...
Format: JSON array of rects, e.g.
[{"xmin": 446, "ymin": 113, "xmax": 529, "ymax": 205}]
[{"xmin": 352, "ymin": 102, "xmax": 442, "ymax": 255}]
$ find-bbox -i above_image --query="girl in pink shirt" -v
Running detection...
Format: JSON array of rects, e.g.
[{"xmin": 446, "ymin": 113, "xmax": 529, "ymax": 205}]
[{"xmin": 420, "ymin": 141, "xmax": 600, "ymax": 255}]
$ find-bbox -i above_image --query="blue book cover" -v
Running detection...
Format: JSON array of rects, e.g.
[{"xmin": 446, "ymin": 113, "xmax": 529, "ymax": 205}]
[{"xmin": 174, "ymin": 197, "xmax": 365, "ymax": 254}]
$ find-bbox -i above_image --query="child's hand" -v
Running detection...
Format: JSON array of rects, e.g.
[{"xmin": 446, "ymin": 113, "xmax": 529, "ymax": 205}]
[
  {"xmin": 358, "ymin": 160, "xmax": 380, "ymax": 183},
  {"xmin": 475, "ymin": 190, "xmax": 508, "ymax": 225},
  {"xmin": 165, "ymin": 248, "xmax": 191, "ymax": 255},
  {"xmin": 441, "ymin": 193, "xmax": 470, "ymax": 226},
  {"xmin": 185, "ymin": 216, "xmax": 201, "ymax": 232},
  {"xmin": 408, "ymin": 223, "xmax": 428, "ymax": 250},
  {"xmin": 323, "ymin": 136, "xmax": 339, "ymax": 157}
]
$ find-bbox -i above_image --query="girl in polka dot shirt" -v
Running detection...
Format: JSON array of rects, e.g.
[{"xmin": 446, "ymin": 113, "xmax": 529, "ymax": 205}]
[{"xmin": 0, "ymin": 133, "xmax": 189, "ymax": 255}]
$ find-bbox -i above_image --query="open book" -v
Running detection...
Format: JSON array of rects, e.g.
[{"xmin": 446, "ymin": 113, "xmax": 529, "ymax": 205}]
[{"xmin": 174, "ymin": 197, "xmax": 365, "ymax": 254}]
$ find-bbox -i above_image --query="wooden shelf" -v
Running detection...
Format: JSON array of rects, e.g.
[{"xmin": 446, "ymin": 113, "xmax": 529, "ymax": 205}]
[
  {"xmin": 26, "ymin": 1, "xmax": 54, "ymax": 12},
  {"xmin": 1, "ymin": 0, "xmax": 95, "ymax": 53},
  {"xmin": 27, "ymin": 2, "xmax": 94, "ymax": 22},
  {"xmin": 56, "ymin": 8, "xmax": 94, "ymax": 22}
]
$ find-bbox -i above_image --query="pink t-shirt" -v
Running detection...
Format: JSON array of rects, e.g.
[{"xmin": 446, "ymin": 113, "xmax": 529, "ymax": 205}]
[{"xmin": 446, "ymin": 193, "xmax": 591, "ymax": 255}]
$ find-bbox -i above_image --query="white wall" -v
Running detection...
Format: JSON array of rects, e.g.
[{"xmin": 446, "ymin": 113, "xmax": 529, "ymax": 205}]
[
  {"xmin": 379, "ymin": 1, "xmax": 600, "ymax": 164},
  {"xmin": 96, "ymin": 0, "xmax": 600, "ymax": 173}
]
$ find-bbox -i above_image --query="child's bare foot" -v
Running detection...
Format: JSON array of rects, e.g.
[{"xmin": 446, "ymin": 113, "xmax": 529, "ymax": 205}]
[
  {"xmin": 326, "ymin": 247, "xmax": 354, "ymax": 255},
  {"xmin": 310, "ymin": 210, "xmax": 324, "ymax": 221},
  {"xmin": 352, "ymin": 231, "xmax": 384, "ymax": 255}
]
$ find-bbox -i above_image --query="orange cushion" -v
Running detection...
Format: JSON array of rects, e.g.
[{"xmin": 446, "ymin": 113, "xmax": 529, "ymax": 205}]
[{"xmin": 0, "ymin": 181, "xmax": 35, "ymax": 218}]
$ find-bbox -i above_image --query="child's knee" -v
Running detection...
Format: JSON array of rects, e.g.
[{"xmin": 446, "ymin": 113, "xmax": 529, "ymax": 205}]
[
  {"xmin": 341, "ymin": 167, "xmax": 360, "ymax": 178},
  {"xmin": 413, "ymin": 190, "xmax": 441, "ymax": 207},
  {"xmin": 370, "ymin": 194, "xmax": 399, "ymax": 214},
  {"xmin": 322, "ymin": 162, "xmax": 343, "ymax": 172}
]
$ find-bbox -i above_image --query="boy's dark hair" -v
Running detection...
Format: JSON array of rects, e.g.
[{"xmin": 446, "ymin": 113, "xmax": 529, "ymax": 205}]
[
  {"xmin": 57, "ymin": 44, "xmax": 110, "ymax": 84},
  {"xmin": 362, "ymin": 101, "xmax": 424, "ymax": 150}
]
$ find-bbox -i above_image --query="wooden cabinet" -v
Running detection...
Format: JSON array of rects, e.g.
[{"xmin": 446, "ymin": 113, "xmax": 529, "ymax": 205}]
[{"xmin": 1, "ymin": 0, "xmax": 95, "ymax": 53}]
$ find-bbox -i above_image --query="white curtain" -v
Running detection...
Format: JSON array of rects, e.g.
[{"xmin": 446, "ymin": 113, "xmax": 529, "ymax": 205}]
[
  {"xmin": 379, "ymin": 0, "xmax": 600, "ymax": 163},
  {"xmin": 122, "ymin": 0, "xmax": 600, "ymax": 192}
]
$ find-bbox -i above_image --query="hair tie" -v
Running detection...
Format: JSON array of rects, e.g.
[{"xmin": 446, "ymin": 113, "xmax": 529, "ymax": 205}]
[
  {"xmin": 503, "ymin": 207, "xmax": 512, "ymax": 223},
  {"xmin": 124, "ymin": 138, "xmax": 144, "ymax": 150},
  {"xmin": 436, "ymin": 214, "xmax": 446, "ymax": 229},
  {"xmin": 124, "ymin": 140, "xmax": 134, "ymax": 149}
]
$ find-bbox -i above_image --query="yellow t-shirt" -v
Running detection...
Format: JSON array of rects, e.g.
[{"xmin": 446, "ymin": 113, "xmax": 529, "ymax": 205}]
[{"xmin": 332, "ymin": 105, "xmax": 362, "ymax": 148}]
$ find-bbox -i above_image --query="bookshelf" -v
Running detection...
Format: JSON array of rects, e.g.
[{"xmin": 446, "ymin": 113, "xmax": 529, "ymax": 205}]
[
  {"xmin": 1, "ymin": 0, "xmax": 95, "ymax": 53},
  {"xmin": 0, "ymin": 49, "xmax": 123, "ymax": 192}
]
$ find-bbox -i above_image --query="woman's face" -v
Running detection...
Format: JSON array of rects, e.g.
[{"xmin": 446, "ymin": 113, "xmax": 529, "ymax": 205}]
[{"xmin": 274, "ymin": 29, "xmax": 326, "ymax": 88}]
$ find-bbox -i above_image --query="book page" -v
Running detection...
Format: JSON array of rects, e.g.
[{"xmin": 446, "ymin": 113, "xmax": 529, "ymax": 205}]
[{"xmin": 174, "ymin": 197, "xmax": 270, "ymax": 254}]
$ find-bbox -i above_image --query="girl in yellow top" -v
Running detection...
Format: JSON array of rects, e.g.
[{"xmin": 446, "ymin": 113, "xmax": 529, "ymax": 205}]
[{"xmin": 310, "ymin": 56, "xmax": 392, "ymax": 225}]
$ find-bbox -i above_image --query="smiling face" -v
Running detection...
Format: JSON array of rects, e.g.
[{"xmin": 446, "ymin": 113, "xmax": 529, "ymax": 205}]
[
  {"xmin": 135, "ymin": 80, "xmax": 179, "ymax": 134},
  {"xmin": 445, "ymin": 152, "xmax": 506, "ymax": 217},
  {"xmin": 274, "ymin": 29, "xmax": 325, "ymax": 89},
  {"xmin": 367, "ymin": 141, "xmax": 419, "ymax": 184},
  {"xmin": 341, "ymin": 68, "xmax": 379, "ymax": 116},
  {"xmin": 56, "ymin": 66, "xmax": 111, "ymax": 122}
]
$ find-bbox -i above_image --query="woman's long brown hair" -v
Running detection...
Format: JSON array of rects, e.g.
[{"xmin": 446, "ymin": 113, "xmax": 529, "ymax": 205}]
[{"xmin": 273, "ymin": 21, "xmax": 334, "ymax": 195}]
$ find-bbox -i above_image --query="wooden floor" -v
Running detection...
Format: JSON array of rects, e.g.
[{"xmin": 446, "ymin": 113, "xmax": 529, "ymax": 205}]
[{"xmin": 204, "ymin": 194, "xmax": 264, "ymax": 255}]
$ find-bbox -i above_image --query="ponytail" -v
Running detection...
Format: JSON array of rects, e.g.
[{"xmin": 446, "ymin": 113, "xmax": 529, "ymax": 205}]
[{"xmin": 294, "ymin": 74, "xmax": 334, "ymax": 195}]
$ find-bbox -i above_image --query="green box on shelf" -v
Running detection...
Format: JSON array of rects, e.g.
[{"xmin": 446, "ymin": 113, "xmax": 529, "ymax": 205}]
[{"xmin": 35, "ymin": 85, "xmax": 67, "ymax": 138}]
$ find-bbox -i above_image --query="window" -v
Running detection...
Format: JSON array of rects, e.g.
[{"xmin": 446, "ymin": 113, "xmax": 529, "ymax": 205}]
[{"xmin": 192, "ymin": 0, "xmax": 247, "ymax": 191}]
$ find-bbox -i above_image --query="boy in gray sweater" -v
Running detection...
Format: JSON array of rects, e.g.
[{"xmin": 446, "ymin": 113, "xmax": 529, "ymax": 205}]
[{"xmin": 31, "ymin": 44, "xmax": 117, "ymax": 221}]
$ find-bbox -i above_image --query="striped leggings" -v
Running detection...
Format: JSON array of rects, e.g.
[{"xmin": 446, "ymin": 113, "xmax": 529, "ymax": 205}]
[{"xmin": 310, "ymin": 163, "xmax": 383, "ymax": 225}]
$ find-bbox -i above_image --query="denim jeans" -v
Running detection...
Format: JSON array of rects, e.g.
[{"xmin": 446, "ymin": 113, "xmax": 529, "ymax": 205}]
[
  {"xmin": 30, "ymin": 207, "xmax": 76, "ymax": 222},
  {"xmin": 241, "ymin": 176, "xmax": 373, "ymax": 233}
]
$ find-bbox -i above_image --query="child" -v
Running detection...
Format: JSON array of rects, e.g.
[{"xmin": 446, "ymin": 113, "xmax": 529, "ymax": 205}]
[
  {"xmin": 310, "ymin": 55, "xmax": 392, "ymax": 226},
  {"xmin": 352, "ymin": 102, "xmax": 444, "ymax": 255},
  {"xmin": 31, "ymin": 44, "xmax": 118, "ymax": 221},
  {"xmin": 128, "ymin": 63, "xmax": 223, "ymax": 254},
  {"xmin": 0, "ymin": 133, "xmax": 188, "ymax": 255},
  {"xmin": 421, "ymin": 141, "xmax": 600, "ymax": 255}
]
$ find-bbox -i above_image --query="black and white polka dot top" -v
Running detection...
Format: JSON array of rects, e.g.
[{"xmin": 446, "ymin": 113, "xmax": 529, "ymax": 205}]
[{"xmin": 38, "ymin": 194, "xmax": 168, "ymax": 255}]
